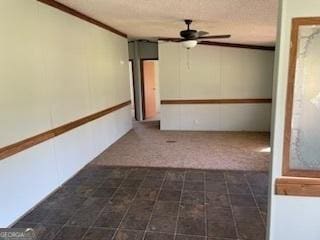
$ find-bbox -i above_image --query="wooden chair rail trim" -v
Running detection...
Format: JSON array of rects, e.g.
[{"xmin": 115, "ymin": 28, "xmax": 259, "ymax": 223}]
[
  {"xmin": 161, "ymin": 99, "xmax": 272, "ymax": 105},
  {"xmin": 276, "ymin": 177, "xmax": 320, "ymax": 197},
  {"xmin": 0, "ymin": 101, "xmax": 131, "ymax": 161},
  {"xmin": 37, "ymin": 0, "xmax": 127, "ymax": 38}
]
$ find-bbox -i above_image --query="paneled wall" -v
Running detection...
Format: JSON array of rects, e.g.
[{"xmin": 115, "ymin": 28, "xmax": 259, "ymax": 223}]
[
  {"xmin": 0, "ymin": 0, "xmax": 131, "ymax": 227},
  {"xmin": 159, "ymin": 43, "xmax": 274, "ymax": 131}
]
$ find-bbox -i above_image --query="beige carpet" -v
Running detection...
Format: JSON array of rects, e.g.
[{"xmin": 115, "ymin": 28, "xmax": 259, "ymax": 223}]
[{"xmin": 93, "ymin": 121, "xmax": 270, "ymax": 171}]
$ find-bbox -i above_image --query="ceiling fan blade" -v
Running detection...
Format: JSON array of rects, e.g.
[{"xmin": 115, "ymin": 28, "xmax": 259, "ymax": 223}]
[
  {"xmin": 198, "ymin": 31, "xmax": 209, "ymax": 37},
  {"xmin": 158, "ymin": 37, "xmax": 183, "ymax": 42},
  {"xmin": 198, "ymin": 34, "xmax": 231, "ymax": 39}
]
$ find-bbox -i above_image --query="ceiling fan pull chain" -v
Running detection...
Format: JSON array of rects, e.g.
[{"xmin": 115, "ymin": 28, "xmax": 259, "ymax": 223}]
[{"xmin": 187, "ymin": 49, "xmax": 191, "ymax": 70}]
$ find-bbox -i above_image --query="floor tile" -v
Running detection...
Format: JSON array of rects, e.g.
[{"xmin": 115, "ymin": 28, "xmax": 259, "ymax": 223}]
[
  {"xmin": 101, "ymin": 179, "xmax": 123, "ymax": 188},
  {"xmin": 206, "ymin": 193, "xmax": 230, "ymax": 207},
  {"xmin": 206, "ymin": 206, "xmax": 233, "ymax": 222},
  {"xmin": 166, "ymin": 170, "xmax": 185, "ymax": 182},
  {"xmin": 181, "ymin": 191, "xmax": 204, "ymax": 204},
  {"xmin": 229, "ymin": 194, "xmax": 256, "ymax": 207},
  {"xmin": 227, "ymin": 184, "xmax": 251, "ymax": 194},
  {"xmin": 176, "ymin": 235, "xmax": 205, "ymax": 240},
  {"xmin": 250, "ymin": 184, "xmax": 268, "ymax": 196},
  {"xmin": 225, "ymin": 172, "xmax": 247, "ymax": 184},
  {"xmin": 148, "ymin": 214, "xmax": 177, "ymax": 233},
  {"xmin": 206, "ymin": 182, "xmax": 227, "ymax": 194},
  {"xmin": 121, "ymin": 179, "xmax": 143, "ymax": 189},
  {"xmin": 13, "ymin": 222, "xmax": 38, "ymax": 228},
  {"xmin": 207, "ymin": 238, "xmax": 236, "ymax": 240},
  {"xmin": 128, "ymin": 200, "xmax": 155, "ymax": 215},
  {"xmin": 205, "ymin": 171, "xmax": 225, "ymax": 182},
  {"xmin": 33, "ymin": 224, "xmax": 62, "ymax": 240},
  {"xmin": 20, "ymin": 208, "xmax": 50, "ymax": 223},
  {"xmin": 67, "ymin": 205, "xmax": 102, "ymax": 227},
  {"xmin": 153, "ymin": 201, "xmax": 179, "ymax": 216},
  {"xmin": 135, "ymin": 188, "xmax": 159, "ymax": 201},
  {"xmin": 53, "ymin": 226, "xmax": 88, "ymax": 240},
  {"xmin": 162, "ymin": 180, "xmax": 183, "ymax": 190},
  {"xmin": 92, "ymin": 187, "xmax": 117, "ymax": 198},
  {"xmin": 140, "ymin": 177, "xmax": 163, "ymax": 189},
  {"xmin": 179, "ymin": 203, "xmax": 204, "ymax": 219},
  {"xmin": 104, "ymin": 200, "xmax": 131, "ymax": 213},
  {"xmin": 94, "ymin": 211, "xmax": 124, "ymax": 228},
  {"xmin": 127, "ymin": 169, "xmax": 147, "ymax": 180},
  {"xmin": 158, "ymin": 190, "xmax": 181, "ymax": 202},
  {"xmin": 246, "ymin": 172, "xmax": 268, "ymax": 187},
  {"xmin": 147, "ymin": 169, "xmax": 167, "ymax": 179},
  {"xmin": 84, "ymin": 176, "xmax": 106, "ymax": 186},
  {"xmin": 113, "ymin": 229, "xmax": 144, "ymax": 240},
  {"xmin": 237, "ymin": 221, "xmax": 266, "ymax": 240},
  {"xmin": 73, "ymin": 186, "xmax": 96, "ymax": 198},
  {"xmin": 177, "ymin": 216, "xmax": 205, "ymax": 236},
  {"xmin": 107, "ymin": 169, "xmax": 129, "ymax": 179},
  {"xmin": 82, "ymin": 227, "xmax": 116, "ymax": 240},
  {"xmin": 184, "ymin": 181, "xmax": 204, "ymax": 191},
  {"xmin": 207, "ymin": 221, "xmax": 237, "ymax": 239},
  {"xmin": 42, "ymin": 208, "xmax": 74, "ymax": 225},
  {"xmin": 81, "ymin": 197, "xmax": 108, "ymax": 210},
  {"xmin": 120, "ymin": 212, "xmax": 151, "ymax": 230},
  {"xmin": 145, "ymin": 232, "xmax": 175, "ymax": 240},
  {"xmin": 12, "ymin": 167, "xmax": 269, "ymax": 240},
  {"xmin": 255, "ymin": 195, "xmax": 268, "ymax": 213},
  {"xmin": 185, "ymin": 170, "xmax": 204, "ymax": 182},
  {"xmin": 233, "ymin": 207, "xmax": 263, "ymax": 224},
  {"xmin": 111, "ymin": 188, "xmax": 137, "ymax": 202},
  {"xmin": 49, "ymin": 195, "xmax": 87, "ymax": 210}
]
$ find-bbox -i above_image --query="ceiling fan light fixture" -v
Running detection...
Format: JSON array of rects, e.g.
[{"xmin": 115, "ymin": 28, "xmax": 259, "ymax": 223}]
[{"xmin": 182, "ymin": 40, "xmax": 197, "ymax": 49}]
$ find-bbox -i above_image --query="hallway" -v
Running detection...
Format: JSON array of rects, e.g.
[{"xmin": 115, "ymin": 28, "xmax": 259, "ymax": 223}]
[{"xmin": 94, "ymin": 121, "xmax": 270, "ymax": 171}]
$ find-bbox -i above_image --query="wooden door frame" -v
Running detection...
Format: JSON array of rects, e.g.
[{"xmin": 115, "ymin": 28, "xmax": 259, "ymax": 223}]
[
  {"xmin": 140, "ymin": 58, "xmax": 158, "ymax": 120},
  {"xmin": 129, "ymin": 59, "xmax": 138, "ymax": 120}
]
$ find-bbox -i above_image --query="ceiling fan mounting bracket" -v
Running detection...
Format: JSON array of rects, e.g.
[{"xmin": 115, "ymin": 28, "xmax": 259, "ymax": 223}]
[{"xmin": 184, "ymin": 19, "xmax": 192, "ymax": 29}]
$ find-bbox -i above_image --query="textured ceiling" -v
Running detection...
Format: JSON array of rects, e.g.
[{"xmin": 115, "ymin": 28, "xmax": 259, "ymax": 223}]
[{"xmin": 57, "ymin": 0, "xmax": 278, "ymax": 46}]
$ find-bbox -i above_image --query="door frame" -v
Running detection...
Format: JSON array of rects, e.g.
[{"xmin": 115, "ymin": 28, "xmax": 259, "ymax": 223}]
[
  {"xmin": 140, "ymin": 58, "xmax": 158, "ymax": 120},
  {"xmin": 129, "ymin": 59, "xmax": 138, "ymax": 120}
]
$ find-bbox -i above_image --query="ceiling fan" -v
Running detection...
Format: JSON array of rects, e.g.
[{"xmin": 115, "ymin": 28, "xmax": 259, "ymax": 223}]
[{"xmin": 159, "ymin": 19, "xmax": 231, "ymax": 49}]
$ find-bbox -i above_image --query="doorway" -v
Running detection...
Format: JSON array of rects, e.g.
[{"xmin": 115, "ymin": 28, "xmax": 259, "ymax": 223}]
[{"xmin": 141, "ymin": 59, "xmax": 160, "ymax": 120}]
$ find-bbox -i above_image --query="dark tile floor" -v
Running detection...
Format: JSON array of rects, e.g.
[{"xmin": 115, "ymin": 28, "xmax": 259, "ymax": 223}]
[{"xmin": 14, "ymin": 166, "xmax": 268, "ymax": 240}]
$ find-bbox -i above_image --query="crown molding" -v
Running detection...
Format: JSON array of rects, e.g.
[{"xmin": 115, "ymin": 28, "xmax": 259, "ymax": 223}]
[{"xmin": 199, "ymin": 41, "xmax": 275, "ymax": 51}]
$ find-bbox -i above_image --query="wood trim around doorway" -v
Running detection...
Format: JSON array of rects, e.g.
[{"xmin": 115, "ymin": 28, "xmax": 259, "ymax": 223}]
[{"xmin": 129, "ymin": 60, "xmax": 138, "ymax": 121}]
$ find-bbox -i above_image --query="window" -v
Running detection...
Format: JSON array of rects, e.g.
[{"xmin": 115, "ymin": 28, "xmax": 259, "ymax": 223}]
[{"xmin": 283, "ymin": 17, "xmax": 320, "ymax": 178}]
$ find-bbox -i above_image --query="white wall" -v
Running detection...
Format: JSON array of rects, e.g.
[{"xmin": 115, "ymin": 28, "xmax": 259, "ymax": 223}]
[
  {"xmin": 159, "ymin": 43, "xmax": 274, "ymax": 131},
  {"xmin": 0, "ymin": 0, "xmax": 131, "ymax": 227},
  {"xmin": 268, "ymin": 0, "xmax": 320, "ymax": 239}
]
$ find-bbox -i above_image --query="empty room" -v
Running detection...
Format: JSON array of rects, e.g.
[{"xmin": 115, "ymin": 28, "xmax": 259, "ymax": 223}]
[{"xmin": 1, "ymin": 0, "xmax": 320, "ymax": 240}]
